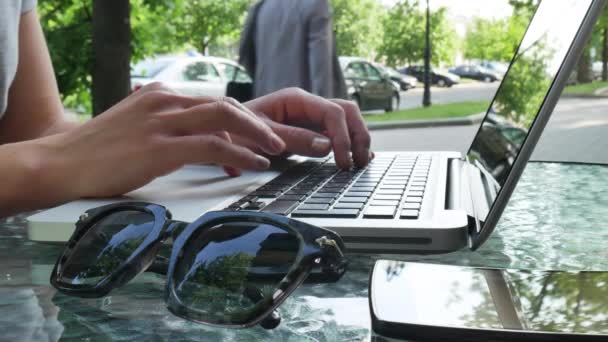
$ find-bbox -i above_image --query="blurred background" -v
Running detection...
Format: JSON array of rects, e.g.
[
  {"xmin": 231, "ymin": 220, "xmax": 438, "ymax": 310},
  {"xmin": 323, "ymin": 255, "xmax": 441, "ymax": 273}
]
[{"xmin": 39, "ymin": 0, "xmax": 608, "ymax": 125}]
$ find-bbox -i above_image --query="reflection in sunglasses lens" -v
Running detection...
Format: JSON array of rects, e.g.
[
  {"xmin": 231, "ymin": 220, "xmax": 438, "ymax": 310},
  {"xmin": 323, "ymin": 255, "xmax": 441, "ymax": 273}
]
[
  {"xmin": 172, "ymin": 222, "xmax": 300, "ymax": 325},
  {"xmin": 59, "ymin": 210, "xmax": 155, "ymax": 286}
]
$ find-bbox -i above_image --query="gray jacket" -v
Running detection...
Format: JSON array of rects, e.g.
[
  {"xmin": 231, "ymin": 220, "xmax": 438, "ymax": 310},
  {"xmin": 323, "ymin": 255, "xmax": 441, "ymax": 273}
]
[{"xmin": 239, "ymin": 0, "xmax": 346, "ymax": 99}]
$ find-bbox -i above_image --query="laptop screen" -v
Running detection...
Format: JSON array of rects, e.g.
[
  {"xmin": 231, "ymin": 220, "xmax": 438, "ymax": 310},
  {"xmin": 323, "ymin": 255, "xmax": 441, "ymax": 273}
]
[{"xmin": 467, "ymin": 0, "xmax": 593, "ymax": 220}]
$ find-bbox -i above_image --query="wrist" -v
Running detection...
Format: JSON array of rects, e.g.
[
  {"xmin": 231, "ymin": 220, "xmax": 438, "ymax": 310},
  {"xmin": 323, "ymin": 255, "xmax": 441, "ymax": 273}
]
[{"xmin": 0, "ymin": 137, "xmax": 79, "ymax": 216}]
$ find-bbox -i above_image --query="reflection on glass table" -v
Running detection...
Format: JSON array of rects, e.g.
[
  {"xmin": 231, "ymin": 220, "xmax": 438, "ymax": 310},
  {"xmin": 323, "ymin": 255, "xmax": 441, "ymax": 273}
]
[
  {"xmin": 371, "ymin": 261, "xmax": 608, "ymax": 340},
  {"xmin": 1, "ymin": 162, "xmax": 607, "ymax": 341}
]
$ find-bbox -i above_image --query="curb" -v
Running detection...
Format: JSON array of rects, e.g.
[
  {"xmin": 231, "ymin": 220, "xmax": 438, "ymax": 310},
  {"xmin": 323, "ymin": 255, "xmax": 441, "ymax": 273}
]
[{"xmin": 366, "ymin": 112, "xmax": 486, "ymax": 131}]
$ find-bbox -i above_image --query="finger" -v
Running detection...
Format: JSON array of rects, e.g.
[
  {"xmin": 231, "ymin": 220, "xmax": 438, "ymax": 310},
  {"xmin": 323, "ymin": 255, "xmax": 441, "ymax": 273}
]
[
  {"xmin": 331, "ymin": 99, "xmax": 372, "ymax": 168},
  {"xmin": 262, "ymin": 89, "xmax": 353, "ymax": 169},
  {"xmin": 170, "ymin": 135, "xmax": 271, "ymax": 171},
  {"xmin": 267, "ymin": 120, "xmax": 333, "ymax": 158},
  {"xmin": 164, "ymin": 99, "xmax": 286, "ymax": 155},
  {"xmin": 214, "ymin": 132, "xmax": 242, "ymax": 177}
]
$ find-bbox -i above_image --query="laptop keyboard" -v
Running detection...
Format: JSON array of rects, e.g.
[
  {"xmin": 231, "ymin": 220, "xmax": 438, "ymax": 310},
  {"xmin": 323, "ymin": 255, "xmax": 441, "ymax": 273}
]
[{"xmin": 225, "ymin": 154, "xmax": 432, "ymax": 220}]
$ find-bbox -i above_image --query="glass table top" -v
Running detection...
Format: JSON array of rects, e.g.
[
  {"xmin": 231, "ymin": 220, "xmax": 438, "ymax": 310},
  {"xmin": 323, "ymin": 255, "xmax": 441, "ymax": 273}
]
[{"xmin": 1, "ymin": 162, "xmax": 607, "ymax": 341}]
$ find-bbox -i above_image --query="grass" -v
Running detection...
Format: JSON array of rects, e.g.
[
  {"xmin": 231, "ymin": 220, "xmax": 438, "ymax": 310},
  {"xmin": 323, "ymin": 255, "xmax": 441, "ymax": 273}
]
[
  {"xmin": 563, "ymin": 80, "xmax": 608, "ymax": 95},
  {"xmin": 363, "ymin": 101, "xmax": 490, "ymax": 123}
]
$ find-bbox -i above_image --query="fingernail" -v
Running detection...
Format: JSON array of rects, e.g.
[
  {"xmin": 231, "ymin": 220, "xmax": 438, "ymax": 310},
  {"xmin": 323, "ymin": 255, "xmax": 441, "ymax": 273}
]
[
  {"xmin": 311, "ymin": 137, "xmax": 332, "ymax": 153},
  {"xmin": 255, "ymin": 155, "xmax": 271, "ymax": 170},
  {"xmin": 225, "ymin": 166, "xmax": 242, "ymax": 177},
  {"xmin": 270, "ymin": 134, "xmax": 286, "ymax": 154}
]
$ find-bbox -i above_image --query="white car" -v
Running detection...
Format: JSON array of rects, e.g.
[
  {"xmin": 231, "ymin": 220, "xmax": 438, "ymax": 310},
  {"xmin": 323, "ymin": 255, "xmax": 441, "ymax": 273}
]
[{"xmin": 131, "ymin": 55, "xmax": 252, "ymax": 97}]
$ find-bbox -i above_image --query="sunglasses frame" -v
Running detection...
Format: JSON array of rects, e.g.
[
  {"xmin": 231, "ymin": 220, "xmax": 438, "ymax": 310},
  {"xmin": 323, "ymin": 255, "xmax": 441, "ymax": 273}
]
[{"xmin": 50, "ymin": 202, "xmax": 347, "ymax": 328}]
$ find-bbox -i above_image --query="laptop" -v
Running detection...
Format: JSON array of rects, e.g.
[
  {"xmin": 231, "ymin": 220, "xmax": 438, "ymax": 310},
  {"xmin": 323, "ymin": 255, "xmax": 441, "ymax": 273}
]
[{"xmin": 27, "ymin": 0, "xmax": 604, "ymax": 254}]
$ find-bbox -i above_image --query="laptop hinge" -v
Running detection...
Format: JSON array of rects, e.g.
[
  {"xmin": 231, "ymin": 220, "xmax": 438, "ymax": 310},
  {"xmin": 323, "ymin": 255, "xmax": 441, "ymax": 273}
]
[{"xmin": 448, "ymin": 158, "xmax": 495, "ymax": 249}]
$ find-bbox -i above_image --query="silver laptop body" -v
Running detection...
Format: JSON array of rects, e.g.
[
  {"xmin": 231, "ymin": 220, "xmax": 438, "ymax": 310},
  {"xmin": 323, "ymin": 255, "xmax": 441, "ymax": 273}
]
[{"xmin": 228, "ymin": 0, "xmax": 604, "ymax": 253}]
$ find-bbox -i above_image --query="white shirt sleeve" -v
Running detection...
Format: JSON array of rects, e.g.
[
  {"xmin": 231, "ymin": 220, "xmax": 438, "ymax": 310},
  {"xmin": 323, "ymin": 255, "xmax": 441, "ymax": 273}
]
[{"xmin": 21, "ymin": 0, "xmax": 37, "ymax": 14}]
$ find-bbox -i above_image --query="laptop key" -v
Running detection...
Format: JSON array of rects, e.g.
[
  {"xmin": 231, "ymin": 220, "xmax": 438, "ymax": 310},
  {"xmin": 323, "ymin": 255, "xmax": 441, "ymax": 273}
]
[
  {"xmin": 403, "ymin": 203, "xmax": 422, "ymax": 210},
  {"xmin": 374, "ymin": 195, "xmax": 401, "ymax": 201},
  {"xmin": 299, "ymin": 203, "xmax": 330, "ymax": 210},
  {"xmin": 371, "ymin": 200, "xmax": 400, "ymax": 207},
  {"xmin": 344, "ymin": 191, "xmax": 372, "ymax": 198},
  {"xmin": 408, "ymin": 191, "xmax": 424, "ymax": 197},
  {"xmin": 334, "ymin": 202, "xmax": 365, "ymax": 210},
  {"xmin": 380, "ymin": 185, "xmax": 406, "ymax": 190},
  {"xmin": 305, "ymin": 198, "xmax": 334, "ymax": 204},
  {"xmin": 405, "ymin": 197, "xmax": 423, "ymax": 203},
  {"xmin": 285, "ymin": 189, "xmax": 312, "ymax": 196},
  {"xmin": 278, "ymin": 195, "xmax": 306, "ymax": 202},
  {"xmin": 364, "ymin": 206, "xmax": 397, "ymax": 219},
  {"xmin": 253, "ymin": 191, "xmax": 282, "ymax": 198},
  {"xmin": 376, "ymin": 189, "xmax": 403, "ymax": 195},
  {"xmin": 249, "ymin": 201, "xmax": 267, "ymax": 210},
  {"xmin": 262, "ymin": 200, "xmax": 300, "ymax": 215},
  {"xmin": 312, "ymin": 193, "xmax": 339, "ymax": 199},
  {"xmin": 292, "ymin": 209, "xmax": 360, "ymax": 218},
  {"xmin": 401, "ymin": 210, "xmax": 419, "ymax": 219},
  {"xmin": 350, "ymin": 187, "xmax": 375, "ymax": 192},
  {"xmin": 339, "ymin": 196, "xmax": 368, "ymax": 203}
]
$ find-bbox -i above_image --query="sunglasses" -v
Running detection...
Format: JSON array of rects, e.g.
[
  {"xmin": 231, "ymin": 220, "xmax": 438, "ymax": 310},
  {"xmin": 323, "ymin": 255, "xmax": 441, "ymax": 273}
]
[{"xmin": 50, "ymin": 202, "xmax": 347, "ymax": 329}]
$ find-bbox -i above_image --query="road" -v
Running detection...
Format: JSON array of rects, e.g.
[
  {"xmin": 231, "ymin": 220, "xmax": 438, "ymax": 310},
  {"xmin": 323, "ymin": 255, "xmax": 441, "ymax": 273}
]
[
  {"xmin": 372, "ymin": 97, "xmax": 608, "ymax": 164},
  {"xmin": 398, "ymin": 82, "xmax": 500, "ymax": 110}
]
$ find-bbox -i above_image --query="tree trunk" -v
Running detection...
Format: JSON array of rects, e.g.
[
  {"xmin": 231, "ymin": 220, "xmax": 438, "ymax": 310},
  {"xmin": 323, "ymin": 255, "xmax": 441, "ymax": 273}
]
[
  {"xmin": 92, "ymin": 0, "xmax": 132, "ymax": 116},
  {"xmin": 577, "ymin": 46, "xmax": 592, "ymax": 84},
  {"xmin": 603, "ymin": 27, "xmax": 608, "ymax": 81}
]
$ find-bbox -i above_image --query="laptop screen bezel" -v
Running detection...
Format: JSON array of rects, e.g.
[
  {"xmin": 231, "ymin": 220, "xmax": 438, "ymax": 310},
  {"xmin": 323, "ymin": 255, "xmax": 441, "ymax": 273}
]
[{"xmin": 467, "ymin": 0, "xmax": 605, "ymax": 250}]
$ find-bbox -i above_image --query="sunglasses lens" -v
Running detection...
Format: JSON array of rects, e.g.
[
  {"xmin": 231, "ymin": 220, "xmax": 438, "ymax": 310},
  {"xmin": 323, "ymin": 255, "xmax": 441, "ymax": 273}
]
[
  {"xmin": 58, "ymin": 210, "xmax": 155, "ymax": 286},
  {"xmin": 171, "ymin": 221, "xmax": 300, "ymax": 325}
]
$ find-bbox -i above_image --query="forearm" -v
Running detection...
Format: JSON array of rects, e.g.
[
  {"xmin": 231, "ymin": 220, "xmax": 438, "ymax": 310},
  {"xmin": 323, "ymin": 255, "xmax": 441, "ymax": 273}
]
[{"xmin": 0, "ymin": 138, "xmax": 75, "ymax": 218}]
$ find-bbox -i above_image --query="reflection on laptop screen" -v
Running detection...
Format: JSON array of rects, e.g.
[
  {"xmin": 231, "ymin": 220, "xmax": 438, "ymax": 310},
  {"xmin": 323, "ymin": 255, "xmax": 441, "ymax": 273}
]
[{"xmin": 467, "ymin": 0, "xmax": 592, "ymax": 218}]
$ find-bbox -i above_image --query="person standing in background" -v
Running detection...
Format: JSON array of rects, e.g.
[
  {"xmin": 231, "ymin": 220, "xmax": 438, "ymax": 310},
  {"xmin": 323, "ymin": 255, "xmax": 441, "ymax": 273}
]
[{"xmin": 239, "ymin": 0, "xmax": 347, "ymax": 99}]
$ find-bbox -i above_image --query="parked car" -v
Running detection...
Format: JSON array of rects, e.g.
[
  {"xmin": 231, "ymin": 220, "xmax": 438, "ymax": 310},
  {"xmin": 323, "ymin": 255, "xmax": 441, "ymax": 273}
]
[
  {"xmin": 449, "ymin": 65, "xmax": 501, "ymax": 82},
  {"xmin": 479, "ymin": 61, "xmax": 509, "ymax": 77},
  {"xmin": 470, "ymin": 112, "xmax": 527, "ymax": 183},
  {"xmin": 340, "ymin": 57, "xmax": 401, "ymax": 112},
  {"xmin": 375, "ymin": 64, "xmax": 417, "ymax": 91},
  {"xmin": 131, "ymin": 55, "xmax": 252, "ymax": 97},
  {"xmin": 399, "ymin": 65, "xmax": 460, "ymax": 87}
]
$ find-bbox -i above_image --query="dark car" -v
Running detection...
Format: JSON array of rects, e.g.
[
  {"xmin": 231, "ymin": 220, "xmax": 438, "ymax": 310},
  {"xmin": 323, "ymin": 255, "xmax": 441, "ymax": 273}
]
[
  {"xmin": 340, "ymin": 57, "xmax": 401, "ymax": 112},
  {"xmin": 449, "ymin": 65, "xmax": 501, "ymax": 83},
  {"xmin": 470, "ymin": 113, "xmax": 527, "ymax": 183},
  {"xmin": 375, "ymin": 64, "xmax": 418, "ymax": 91},
  {"xmin": 399, "ymin": 65, "xmax": 460, "ymax": 87}
]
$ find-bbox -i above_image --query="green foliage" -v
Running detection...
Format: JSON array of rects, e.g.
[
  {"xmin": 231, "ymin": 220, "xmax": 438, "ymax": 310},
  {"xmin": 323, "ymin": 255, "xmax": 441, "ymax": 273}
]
[
  {"xmin": 39, "ymin": 1, "xmax": 93, "ymax": 113},
  {"xmin": 464, "ymin": 13, "xmax": 532, "ymax": 63},
  {"xmin": 171, "ymin": 0, "xmax": 253, "ymax": 54},
  {"xmin": 377, "ymin": 0, "xmax": 458, "ymax": 67},
  {"xmin": 494, "ymin": 50, "xmax": 551, "ymax": 127},
  {"xmin": 39, "ymin": 0, "xmax": 251, "ymax": 113},
  {"xmin": 331, "ymin": 0, "xmax": 386, "ymax": 59}
]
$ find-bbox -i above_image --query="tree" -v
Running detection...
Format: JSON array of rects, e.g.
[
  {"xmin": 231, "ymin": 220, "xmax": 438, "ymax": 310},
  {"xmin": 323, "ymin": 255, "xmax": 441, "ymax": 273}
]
[
  {"xmin": 39, "ymin": 0, "xmax": 244, "ymax": 114},
  {"xmin": 464, "ymin": 15, "xmax": 530, "ymax": 63},
  {"xmin": 331, "ymin": 0, "xmax": 386, "ymax": 59},
  {"xmin": 92, "ymin": 0, "xmax": 131, "ymax": 115},
  {"xmin": 172, "ymin": 0, "xmax": 253, "ymax": 55},
  {"xmin": 377, "ymin": 0, "xmax": 457, "ymax": 67}
]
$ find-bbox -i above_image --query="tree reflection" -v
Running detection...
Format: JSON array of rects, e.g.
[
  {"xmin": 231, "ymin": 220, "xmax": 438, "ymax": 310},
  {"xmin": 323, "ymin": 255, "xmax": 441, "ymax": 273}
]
[{"xmin": 453, "ymin": 270, "xmax": 608, "ymax": 334}]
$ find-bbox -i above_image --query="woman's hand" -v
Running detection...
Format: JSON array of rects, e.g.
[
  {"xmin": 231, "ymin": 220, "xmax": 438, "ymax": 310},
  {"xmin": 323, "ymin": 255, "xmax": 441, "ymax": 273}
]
[
  {"xmin": 36, "ymin": 83, "xmax": 286, "ymax": 200},
  {"xmin": 243, "ymin": 88, "xmax": 373, "ymax": 169}
]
